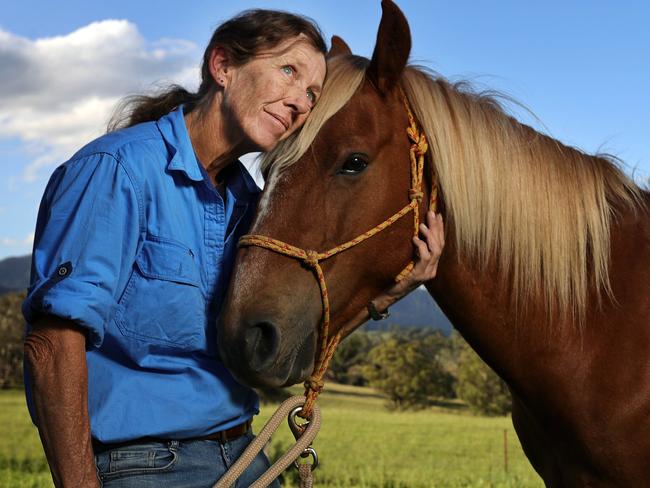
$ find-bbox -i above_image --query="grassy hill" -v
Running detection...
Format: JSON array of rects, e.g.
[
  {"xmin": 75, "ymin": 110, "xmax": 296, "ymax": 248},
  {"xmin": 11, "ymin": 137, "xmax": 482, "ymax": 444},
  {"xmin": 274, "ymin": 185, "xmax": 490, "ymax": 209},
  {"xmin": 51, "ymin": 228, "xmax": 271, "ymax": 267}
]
[{"xmin": 2, "ymin": 384, "xmax": 542, "ymax": 487}]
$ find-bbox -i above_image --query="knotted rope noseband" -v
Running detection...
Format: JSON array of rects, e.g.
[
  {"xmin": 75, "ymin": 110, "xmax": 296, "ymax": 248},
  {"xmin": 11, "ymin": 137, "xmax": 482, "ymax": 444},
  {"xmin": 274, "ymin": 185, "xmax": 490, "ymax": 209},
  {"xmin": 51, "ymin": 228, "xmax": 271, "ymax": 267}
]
[{"xmin": 239, "ymin": 97, "xmax": 437, "ymax": 419}]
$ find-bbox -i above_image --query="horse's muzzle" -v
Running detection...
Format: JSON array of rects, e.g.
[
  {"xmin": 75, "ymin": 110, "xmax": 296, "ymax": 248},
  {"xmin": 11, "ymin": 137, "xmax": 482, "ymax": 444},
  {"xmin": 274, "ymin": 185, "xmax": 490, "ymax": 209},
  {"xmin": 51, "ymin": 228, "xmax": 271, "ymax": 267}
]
[{"xmin": 218, "ymin": 316, "xmax": 316, "ymax": 388}]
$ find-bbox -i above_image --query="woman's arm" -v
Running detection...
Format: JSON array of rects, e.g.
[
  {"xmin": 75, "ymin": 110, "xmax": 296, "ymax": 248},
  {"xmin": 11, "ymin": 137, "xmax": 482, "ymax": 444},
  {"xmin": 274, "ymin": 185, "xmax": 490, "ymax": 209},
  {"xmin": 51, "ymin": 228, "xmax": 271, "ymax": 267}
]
[
  {"xmin": 340, "ymin": 211, "xmax": 445, "ymax": 337},
  {"xmin": 24, "ymin": 317, "xmax": 99, "ymax": 488}
]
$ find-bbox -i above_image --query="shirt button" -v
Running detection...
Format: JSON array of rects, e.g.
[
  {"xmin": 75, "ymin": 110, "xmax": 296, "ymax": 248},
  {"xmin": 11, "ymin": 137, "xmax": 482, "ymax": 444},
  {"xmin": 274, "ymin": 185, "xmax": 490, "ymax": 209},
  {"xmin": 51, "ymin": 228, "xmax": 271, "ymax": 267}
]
[{"xmin": 57, "ymin": 266, "xmax": 68, "ymax": 276}]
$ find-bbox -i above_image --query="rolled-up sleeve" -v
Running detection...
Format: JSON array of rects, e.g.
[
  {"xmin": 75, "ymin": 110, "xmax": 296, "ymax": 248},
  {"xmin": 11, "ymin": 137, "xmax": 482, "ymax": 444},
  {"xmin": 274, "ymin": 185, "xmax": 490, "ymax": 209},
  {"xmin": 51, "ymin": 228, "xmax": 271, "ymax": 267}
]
[{"xmin": 22, "ymin": 153, "xmax": 141, "ymax": 349}]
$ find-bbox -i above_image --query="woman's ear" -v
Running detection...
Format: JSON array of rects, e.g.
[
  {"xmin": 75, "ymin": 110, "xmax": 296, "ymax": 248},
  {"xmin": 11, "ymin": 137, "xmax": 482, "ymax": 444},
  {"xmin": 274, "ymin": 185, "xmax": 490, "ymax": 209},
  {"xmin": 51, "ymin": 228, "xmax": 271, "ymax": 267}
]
[{"xmin": 208, "ymin": 46, "xmax": 230, "ymax": 87}]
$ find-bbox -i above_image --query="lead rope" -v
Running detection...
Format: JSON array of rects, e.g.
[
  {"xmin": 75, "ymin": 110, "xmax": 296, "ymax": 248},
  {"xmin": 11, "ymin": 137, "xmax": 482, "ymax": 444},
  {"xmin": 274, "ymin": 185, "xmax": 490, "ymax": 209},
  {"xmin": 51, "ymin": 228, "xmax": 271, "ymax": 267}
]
[
  {"xmin": 214, "ymin": 97, "xmax": 435, "ymax": 488},
  {"xmin": 212, "ymin": 396, "xmax": 320, "ymax": 488}
]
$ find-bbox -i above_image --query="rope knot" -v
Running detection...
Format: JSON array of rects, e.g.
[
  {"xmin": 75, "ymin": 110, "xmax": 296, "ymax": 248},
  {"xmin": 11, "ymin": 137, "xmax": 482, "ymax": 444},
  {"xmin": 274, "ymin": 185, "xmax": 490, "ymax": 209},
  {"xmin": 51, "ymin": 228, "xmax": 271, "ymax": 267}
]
[
  {"xmin": 416, "ymin": 139, "xmax": 429, "ymax": 155},
  {"xmin": 407, "ymin": 126, "xmax": 418, "ymax": 142},
  {"xmin": 303, "ymin": 251, "xmax": 319, "ymax": 268},
  {"xmin": 304, "ymin": 377, "xmax": 324, "ymax": 394},
  {"xmin": 409, "ymin": 189, "xmax": 423, "ymax": 202}
]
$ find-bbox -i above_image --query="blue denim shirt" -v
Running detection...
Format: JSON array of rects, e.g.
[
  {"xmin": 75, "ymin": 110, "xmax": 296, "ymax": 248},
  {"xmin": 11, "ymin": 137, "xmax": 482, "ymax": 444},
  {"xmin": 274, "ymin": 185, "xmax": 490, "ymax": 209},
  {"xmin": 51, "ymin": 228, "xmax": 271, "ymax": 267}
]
[{"xmin": 23, "ymin": 107, "xmax": 261, "ymax": 443}]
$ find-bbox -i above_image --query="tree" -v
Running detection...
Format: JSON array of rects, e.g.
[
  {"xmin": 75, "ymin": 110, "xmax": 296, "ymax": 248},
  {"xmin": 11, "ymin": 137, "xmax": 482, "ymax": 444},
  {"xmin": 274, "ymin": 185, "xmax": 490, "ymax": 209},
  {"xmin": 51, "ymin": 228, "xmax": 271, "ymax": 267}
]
[
  {"xmin": 454, "ymin": 333, "xmax": 511, "ymax": 416},
  {"xmin": 0, "ymin": 291, "xmax": 26, "ymax": 388},
  {"xmin": 329, "ymin": 331, "xmax": 376, "ymax": 386},
  {"xmin": 363, "ymin": 330, "xmax": 455, "ymax": 409}
]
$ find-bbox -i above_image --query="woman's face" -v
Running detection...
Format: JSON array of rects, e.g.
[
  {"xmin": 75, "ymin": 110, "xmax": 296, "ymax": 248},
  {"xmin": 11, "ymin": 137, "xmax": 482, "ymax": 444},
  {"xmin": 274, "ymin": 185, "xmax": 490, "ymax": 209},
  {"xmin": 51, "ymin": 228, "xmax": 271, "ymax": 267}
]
[{"xmin": 217, "ymin": 37, "xmax": 327, "ymax": 152}]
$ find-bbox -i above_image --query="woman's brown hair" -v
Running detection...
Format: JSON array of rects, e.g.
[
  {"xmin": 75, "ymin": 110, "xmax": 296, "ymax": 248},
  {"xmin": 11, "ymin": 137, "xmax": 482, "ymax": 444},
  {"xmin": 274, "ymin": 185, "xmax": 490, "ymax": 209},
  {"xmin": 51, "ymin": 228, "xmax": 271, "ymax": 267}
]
[{"xmin": 108, "ymin": 9, "xmax": 326, "ymax": 131}]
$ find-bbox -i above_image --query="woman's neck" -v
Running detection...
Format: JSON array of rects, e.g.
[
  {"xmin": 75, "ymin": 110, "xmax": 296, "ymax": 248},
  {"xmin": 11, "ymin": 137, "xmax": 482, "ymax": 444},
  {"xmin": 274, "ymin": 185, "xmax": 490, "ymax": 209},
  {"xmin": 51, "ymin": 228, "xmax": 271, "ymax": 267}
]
[{"xmin": 184, "ymin": 96, "xmax": 252, "ymax": 185}]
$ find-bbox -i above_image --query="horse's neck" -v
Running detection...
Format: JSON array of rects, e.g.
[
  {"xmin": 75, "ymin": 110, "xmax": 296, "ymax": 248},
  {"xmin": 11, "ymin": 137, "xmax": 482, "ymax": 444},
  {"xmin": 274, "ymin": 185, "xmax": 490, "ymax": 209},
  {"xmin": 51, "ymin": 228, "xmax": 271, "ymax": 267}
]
[
  {"xmin": 423, "ymin": 236, "xmax": 578, "ymax": 395},
  {"xmin": 425, "ymin": 194, "xmax": 649, "ymax": 398}
]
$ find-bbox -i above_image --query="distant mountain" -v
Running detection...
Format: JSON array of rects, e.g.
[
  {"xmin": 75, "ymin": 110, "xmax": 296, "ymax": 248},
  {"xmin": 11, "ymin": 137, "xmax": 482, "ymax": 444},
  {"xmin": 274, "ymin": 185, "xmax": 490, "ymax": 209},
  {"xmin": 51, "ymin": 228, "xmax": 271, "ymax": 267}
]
[
  {"xmin": 0, "ymin": 255, "xmax": 31, "ymax": 294},
  {"xmin": 365, "ymin": 287, "xmax": 454, "ymax": 335}
]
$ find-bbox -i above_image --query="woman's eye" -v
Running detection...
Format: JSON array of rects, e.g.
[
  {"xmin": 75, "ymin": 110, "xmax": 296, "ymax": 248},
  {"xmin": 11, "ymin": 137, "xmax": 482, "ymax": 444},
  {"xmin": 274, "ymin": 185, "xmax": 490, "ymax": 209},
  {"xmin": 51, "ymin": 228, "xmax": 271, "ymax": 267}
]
[
  {"xmin": 307, "ymin": 89, "xmax": 315, "ymax": 104},
  {"xmin": 282, "ymin": 65, "xmax": 294, "ymax": 76},
  {"xmin": 338, "ymin": 154, "xmax": 369, "ymax": 175}
]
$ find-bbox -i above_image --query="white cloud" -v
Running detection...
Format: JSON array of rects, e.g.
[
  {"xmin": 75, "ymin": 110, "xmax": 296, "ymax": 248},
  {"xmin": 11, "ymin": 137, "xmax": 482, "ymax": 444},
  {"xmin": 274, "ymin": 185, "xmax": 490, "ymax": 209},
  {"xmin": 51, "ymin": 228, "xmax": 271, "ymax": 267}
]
[
  {"xmin": 0, "ymin": 21, "xmax": 200, "ymax": 181},
  {"xmin": 1, "ymin": 233, "xmax": 34, "ymax": 247}
]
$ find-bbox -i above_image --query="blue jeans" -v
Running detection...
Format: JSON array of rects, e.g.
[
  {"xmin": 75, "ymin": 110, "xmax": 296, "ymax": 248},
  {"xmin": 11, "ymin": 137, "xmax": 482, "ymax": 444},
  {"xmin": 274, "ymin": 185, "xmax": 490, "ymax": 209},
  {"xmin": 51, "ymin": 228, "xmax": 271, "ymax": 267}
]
[{"xmin": 94, "ymin": 432, "xmax": 281, "ymax": 488}]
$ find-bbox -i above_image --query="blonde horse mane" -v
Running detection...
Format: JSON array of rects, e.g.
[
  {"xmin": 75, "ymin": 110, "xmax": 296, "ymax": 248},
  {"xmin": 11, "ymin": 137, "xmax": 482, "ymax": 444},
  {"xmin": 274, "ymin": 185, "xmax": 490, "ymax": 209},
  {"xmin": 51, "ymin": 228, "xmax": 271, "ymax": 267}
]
[{"xmin": 262, "ymin": 55, "xmax": 642, "ymax": 320}]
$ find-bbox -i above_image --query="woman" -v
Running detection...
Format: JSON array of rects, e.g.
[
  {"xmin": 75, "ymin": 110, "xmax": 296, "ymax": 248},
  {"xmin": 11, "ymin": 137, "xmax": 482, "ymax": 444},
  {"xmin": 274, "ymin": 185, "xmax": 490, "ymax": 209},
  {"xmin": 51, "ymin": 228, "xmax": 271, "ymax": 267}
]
[{"xmin": 22, "ymin": 8, "xmax": 444, "ymax": 488}]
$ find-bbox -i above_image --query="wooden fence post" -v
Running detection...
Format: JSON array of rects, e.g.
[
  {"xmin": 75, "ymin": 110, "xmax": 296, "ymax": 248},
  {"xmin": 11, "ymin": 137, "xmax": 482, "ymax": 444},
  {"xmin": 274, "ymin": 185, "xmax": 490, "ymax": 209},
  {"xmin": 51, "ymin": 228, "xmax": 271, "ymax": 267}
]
[{"xmin": 504, "ymin": 429, "xmax": 509, "ymax": 473}]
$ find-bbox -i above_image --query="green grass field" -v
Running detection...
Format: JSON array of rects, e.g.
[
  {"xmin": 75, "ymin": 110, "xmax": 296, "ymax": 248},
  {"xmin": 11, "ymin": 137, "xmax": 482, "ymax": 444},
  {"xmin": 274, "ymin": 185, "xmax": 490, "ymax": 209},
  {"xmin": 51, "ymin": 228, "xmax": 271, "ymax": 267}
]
[{"xmin": 1, "ymin": 385, "xmax": 543, "ymax": 487}]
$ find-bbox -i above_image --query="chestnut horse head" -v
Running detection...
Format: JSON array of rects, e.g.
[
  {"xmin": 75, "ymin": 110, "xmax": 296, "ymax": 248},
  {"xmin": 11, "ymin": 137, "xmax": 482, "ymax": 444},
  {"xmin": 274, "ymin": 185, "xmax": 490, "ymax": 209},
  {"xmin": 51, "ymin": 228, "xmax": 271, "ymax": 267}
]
[{"xmin": 218, "ymin": 0, "xmax": 429, "ymax": 387}]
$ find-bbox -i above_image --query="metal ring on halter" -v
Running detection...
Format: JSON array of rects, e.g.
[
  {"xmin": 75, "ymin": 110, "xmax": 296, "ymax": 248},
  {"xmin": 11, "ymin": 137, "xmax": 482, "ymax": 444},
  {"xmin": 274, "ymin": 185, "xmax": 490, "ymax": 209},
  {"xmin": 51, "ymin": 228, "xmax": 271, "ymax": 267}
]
[
  {"xmin": 294, "ymin": 446, "xmax": 319, "ymax": 471},
  {"xmin": 288, "ymin": 406, "xmax": 310, "ymax": 439}
]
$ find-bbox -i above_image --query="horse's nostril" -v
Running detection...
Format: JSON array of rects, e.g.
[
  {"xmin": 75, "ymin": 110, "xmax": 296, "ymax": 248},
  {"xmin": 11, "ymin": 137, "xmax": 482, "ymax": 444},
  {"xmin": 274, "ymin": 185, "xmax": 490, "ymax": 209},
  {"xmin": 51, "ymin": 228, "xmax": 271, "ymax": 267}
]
[{"xmin": 244, "ymin": 321, "xmax": 279, "ymax": 372}]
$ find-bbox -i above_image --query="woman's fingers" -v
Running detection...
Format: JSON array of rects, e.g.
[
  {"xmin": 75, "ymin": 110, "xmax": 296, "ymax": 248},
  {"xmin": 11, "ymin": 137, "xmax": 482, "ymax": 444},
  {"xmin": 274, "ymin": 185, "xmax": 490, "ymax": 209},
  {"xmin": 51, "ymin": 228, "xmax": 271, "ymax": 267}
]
[
  {"xmin": 412, "ymin": 235, "xmax": 431, "ymax": 261},
  {"xmin": 382, "ymin": 212, "xmax": 446, "ymax": 300},
  {"xmin": 419, "ymin": 212, "xmax": 444, "ymax": 253},
  {"xmin": 409, "ymin": 212, "xmax": 444, "ymax": 279},
  {"xmin": 427, "ymin": 211, "xmax": 445, "ymax": 243}
]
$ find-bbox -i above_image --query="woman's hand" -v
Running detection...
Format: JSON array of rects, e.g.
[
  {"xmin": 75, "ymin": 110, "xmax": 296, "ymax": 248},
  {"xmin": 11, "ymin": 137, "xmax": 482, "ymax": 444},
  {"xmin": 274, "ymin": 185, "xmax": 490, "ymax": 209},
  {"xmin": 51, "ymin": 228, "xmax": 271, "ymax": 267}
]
[
  {"xmin": 374, "ymin": 211, "xmax": 445, "ymax": 307},
  {"xmin": 404, "ymin": 210, "xmax": 445, "ymax": 291},
  {"xmin": 388, "ymin": 211, "xmax": 445, "ymax": 294},
  {"xmin": 338, "ymin": 211, "xmax": 444, "ymax": 337},
  {"xmin": 340, "ymin": 212, "xmax": 445, "ymax": 337}
]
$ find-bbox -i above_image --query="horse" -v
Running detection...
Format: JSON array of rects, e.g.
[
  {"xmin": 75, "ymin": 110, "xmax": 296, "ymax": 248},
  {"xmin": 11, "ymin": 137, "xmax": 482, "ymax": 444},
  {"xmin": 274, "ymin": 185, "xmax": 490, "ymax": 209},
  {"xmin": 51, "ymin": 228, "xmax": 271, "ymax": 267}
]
[{"xmin": 218, "ymin": 1, "xmax": 650, "ymax": 485}]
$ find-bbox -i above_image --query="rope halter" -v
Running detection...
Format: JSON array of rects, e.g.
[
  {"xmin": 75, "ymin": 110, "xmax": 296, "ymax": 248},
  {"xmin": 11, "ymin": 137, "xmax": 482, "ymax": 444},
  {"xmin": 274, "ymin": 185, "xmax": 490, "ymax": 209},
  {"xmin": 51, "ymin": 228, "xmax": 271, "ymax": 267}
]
[{"xmin": 238, "ymin": 96, "xmax": 437, "ymax": 419}]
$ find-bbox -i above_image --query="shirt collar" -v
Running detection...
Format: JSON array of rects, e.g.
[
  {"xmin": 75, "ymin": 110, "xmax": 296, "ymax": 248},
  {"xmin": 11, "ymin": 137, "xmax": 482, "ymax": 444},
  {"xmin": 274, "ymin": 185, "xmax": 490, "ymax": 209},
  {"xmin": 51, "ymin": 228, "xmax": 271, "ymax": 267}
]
[
  {"xmin": 222, "ymin": 160, "xmax": 262, "ymax": 204},
  {"xmin": 156, "ymin": 106, "xmax": 261, "ymax": 202},
  {"xmin": 156, "ymin": 106, "xmax": 203, "ymax": 182}
]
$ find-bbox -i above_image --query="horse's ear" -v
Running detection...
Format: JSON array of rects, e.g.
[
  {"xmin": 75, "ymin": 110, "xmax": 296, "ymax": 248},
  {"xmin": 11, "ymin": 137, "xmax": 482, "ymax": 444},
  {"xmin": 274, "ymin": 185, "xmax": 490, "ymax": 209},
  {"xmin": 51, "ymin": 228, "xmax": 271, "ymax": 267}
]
[
  {"xmin": 328, "ymin": 35, "xmax": 352, "ymax": 57},
  {"xmin": 367, "ymin": 0, "xmax": 411, "ymax": 95}
]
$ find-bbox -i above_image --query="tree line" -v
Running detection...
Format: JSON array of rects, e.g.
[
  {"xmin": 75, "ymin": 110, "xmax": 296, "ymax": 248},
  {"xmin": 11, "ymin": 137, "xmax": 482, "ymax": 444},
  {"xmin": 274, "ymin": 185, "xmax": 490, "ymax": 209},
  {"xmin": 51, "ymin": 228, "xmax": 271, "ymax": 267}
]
[
  {"xmin": 330, "ymin": 327, "xmax": 511, "ymax": 416},
  {"xmin": 0, "ymin": 290, "xmax": 510, "ymax": 416},
  {"xmin": 0, "ymin": 291, "xmax": 25, "ymax": 389}
]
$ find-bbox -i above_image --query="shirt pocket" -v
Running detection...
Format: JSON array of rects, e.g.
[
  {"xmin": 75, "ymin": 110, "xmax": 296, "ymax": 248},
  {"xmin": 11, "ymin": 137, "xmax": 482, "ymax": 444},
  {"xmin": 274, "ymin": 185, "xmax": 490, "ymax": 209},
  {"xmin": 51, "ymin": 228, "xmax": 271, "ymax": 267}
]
[{"xmin": 115, "ymin": 236, "xmax": 204, "ymax": 349}]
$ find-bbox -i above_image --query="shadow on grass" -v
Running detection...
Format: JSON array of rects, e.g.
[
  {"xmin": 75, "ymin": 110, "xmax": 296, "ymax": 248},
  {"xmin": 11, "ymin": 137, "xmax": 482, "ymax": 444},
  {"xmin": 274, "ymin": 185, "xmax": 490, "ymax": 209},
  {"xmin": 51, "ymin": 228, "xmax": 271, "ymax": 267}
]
[
  {"xmin": 256, "ymin": 384, "xmax": 469, "ymax": 415},
  {"xmin": 429, "ymin": 398, "xmax": 468, "ymax": 411},
  {"xmin": 321, "ymin": 386, "xmax": 385, "ymax": 400},
  {"xmin": 325, "ymin": 387, "xmax": 468, "ymax": 413}
]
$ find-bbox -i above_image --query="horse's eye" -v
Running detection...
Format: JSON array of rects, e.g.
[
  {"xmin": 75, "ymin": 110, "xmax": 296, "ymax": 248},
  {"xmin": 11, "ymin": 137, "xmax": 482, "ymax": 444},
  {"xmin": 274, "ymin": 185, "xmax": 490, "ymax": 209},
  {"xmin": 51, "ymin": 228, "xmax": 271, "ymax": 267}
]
[{"xmin": 338, "ymin": 154, "xmax": 369, "ymax": 175}]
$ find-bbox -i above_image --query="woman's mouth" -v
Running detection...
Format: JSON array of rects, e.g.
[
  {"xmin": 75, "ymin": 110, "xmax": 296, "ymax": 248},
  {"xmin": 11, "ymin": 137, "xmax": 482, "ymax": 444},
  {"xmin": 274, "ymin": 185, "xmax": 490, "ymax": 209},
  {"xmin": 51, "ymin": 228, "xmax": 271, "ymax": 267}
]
[{"xmin": 264, "ymin": 110, "xmax": 290, "ymax": 132}]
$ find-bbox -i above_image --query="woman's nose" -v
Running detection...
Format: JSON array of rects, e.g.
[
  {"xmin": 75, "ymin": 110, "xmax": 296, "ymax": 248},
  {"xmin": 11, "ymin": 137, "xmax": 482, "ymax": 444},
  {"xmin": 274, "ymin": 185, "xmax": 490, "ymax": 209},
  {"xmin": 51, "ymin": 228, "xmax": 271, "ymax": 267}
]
[{"xmin": 285, "ymin": 89, "xmax": 311, "ymax": 116}]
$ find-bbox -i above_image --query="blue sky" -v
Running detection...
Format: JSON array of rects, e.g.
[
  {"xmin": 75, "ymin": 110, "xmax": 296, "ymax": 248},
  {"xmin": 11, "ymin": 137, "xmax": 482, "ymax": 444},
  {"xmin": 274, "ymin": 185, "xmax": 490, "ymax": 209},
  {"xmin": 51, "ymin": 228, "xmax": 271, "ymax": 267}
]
[{"xmin": 1, "ymin": 0, "xmax": 648, "ymax": 259}]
